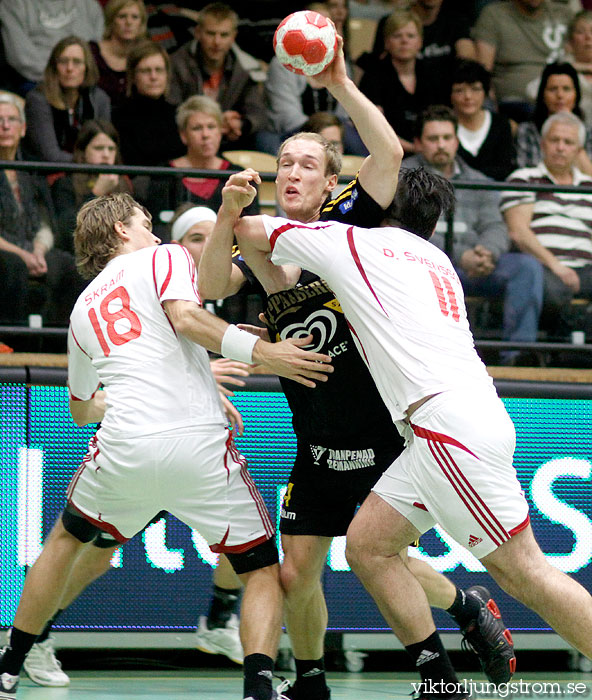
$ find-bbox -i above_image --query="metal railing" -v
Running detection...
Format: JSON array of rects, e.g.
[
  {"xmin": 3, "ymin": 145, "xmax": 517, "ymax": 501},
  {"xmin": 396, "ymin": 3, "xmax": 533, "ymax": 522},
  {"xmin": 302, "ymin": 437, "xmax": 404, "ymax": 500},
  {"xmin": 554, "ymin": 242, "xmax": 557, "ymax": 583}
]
[{"xmin": 2, "ymin": 159, "xmax": 592, "ymax": 362}]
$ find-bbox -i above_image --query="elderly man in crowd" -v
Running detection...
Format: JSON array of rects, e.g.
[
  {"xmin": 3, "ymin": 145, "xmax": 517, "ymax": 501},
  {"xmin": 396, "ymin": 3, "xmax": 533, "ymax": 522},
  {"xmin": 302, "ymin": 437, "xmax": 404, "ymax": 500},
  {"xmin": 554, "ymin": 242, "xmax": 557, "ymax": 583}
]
[{"xmin": 501, "ymin": 111, "xmax": 592, "ymax": 338}]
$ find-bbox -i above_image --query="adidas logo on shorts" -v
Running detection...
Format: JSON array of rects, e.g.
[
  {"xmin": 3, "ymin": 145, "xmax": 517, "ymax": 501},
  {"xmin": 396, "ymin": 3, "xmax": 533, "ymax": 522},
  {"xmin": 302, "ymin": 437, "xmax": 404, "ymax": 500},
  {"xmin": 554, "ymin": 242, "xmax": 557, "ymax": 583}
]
[{"xmin": 468, "ymin": 534, "xmax": 483, "ymax": 547}]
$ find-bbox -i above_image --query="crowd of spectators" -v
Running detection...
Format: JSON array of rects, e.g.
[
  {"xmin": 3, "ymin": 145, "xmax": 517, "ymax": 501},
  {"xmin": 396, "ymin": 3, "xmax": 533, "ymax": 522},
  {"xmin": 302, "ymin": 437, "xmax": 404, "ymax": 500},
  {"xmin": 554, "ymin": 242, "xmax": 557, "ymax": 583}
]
[{"xmin": 1, "ymin": 0, "xmax": 592, "ymax": 363}]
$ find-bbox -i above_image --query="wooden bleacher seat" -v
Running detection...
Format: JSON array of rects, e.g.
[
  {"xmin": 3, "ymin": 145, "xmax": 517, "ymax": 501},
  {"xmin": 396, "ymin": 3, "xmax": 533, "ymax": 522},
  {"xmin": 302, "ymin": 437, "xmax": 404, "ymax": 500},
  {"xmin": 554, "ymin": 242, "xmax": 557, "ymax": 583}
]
[
  {"xmin": 347, "ymin": 17, "xmax": 378, "ymax": 62},
  {"xmin": 340, "ymin": 154, "xmax": 365, "ymax": 177}
]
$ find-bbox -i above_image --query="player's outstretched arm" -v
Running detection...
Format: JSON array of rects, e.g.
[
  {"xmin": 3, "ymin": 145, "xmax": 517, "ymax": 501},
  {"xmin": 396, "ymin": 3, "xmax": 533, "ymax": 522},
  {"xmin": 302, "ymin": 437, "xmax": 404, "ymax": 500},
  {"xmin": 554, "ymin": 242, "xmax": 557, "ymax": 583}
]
[
  {"xmin": 310, "ymin": 36, "xmax": 403, "ymax": 209},
  {"xmin": 164, "ymin": 300, "xmax": 332, "ymax": 387},
  {"xmin": 197, "ymin": 169, "xmax": 260, "ymax": 300}
]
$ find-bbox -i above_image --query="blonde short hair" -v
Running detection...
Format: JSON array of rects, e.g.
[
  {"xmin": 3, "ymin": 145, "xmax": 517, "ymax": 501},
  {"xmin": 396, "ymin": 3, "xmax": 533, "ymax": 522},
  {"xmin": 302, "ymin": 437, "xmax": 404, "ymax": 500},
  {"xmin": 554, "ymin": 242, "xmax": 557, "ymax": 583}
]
[
  {"xmin": 384, "ymin": 9, "xmax": 423, "ymax": 40},
  {"xmin": 176, "ymin": 94, "xmax": 223, "ymax": 132},
  {"xmin": 278, "ymin": 132, "xmax": 342, "ymax": 176}
]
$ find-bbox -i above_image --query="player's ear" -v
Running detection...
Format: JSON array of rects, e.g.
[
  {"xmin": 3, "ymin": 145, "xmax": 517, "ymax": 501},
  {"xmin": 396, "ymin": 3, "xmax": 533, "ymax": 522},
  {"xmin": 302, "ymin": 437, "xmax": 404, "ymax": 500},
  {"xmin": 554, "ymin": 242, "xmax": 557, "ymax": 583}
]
[
  {"xmin": 113, "ymin": 220, "xmax": 128, "ymax": 241},
  {"xmin": 326, "ymin": 173, "xmax": 338, "ymax": 192}
]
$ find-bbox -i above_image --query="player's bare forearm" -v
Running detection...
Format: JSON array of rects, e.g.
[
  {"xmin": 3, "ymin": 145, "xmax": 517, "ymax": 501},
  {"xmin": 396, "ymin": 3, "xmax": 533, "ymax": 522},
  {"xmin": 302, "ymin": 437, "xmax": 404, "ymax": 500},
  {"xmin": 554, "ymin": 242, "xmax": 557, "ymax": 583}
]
[
  {"xmin": 165, "ymin": 299, "xmax": 333, "ymax": 387},
  {"xmin": 198, "ymin": 170, "xmax": 260, "ymax": 299},
  {"xmin": 327, "ymin": 76, "xmax": 403, "ymax": 208},
  {"xmin": 198, "ymin": 204, "xmax": 244, "ymax": 300},
  {"xmin": 165, "ymin": 299, "xmax": 232, "ymax": 354},
  {"xmin": 69, "ymin": 390, "xmax": 106, "ymax": 426}
]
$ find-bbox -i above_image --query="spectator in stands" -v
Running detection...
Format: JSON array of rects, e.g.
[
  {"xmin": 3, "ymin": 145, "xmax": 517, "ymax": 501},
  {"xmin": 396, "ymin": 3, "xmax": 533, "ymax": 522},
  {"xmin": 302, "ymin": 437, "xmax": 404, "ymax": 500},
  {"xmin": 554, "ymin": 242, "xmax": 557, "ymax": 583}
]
[
  {"xmin": 359, "ymin": 9, "xmax": 450, "ymax": 153},
  {"xmin": 365, "ymin": 0, "xmax": 475, "ymax": 75},
  {"xmin": 147, "ymin": 95, "xmax": 259, "ymax": 239},
  {"xmin": 516, "ymin": 62, "xmax": 592, "ymax": 177},
  {"xmin": 168, "ymin": 3, "xmax": 268, "ymax": 151},
  {"xmin": 24, "ymin": 37, "xmax": 111, "ymax": 163},
  {"xmin": 473, "ymin": 0, "xmax": 574, "ymax": 122},
  {"xmin": 565, "ymin": 10, "xmax": 592, "ymax": 125},
  {"xmin": 0, "ymin": 0, "xmax": 105, "ymax": 94},
  {"xmin": 404, "ymin": 105, "xmax": 543, "ymax": 363},
  {"xmin": 450, "ymin": 59, "xmax": 516, "ymax": 181},
  {"xmin": 51, "ymin": 119, "xmax": 133, "ymax": 255},
  {"xmin": 327, "ymin": 0, "xmax": 353, "ymax": 61},
  {"xmin": 89, "ymin": 0, "xmax": 148, "ymax": 109},
  {"xmin": 502, "ymin": 112, "xmax": 592, "ymax": 338},
  {"xmin": 0, "ymin": 93, "xmax": 83, "ymax": 327},
  {"xmin": 112, "ymin": 40, "xmax": 184, "ymax": 166},
  {"xmin": 302, "ymin": 112, "xmax": 345, "ymax": 154}
]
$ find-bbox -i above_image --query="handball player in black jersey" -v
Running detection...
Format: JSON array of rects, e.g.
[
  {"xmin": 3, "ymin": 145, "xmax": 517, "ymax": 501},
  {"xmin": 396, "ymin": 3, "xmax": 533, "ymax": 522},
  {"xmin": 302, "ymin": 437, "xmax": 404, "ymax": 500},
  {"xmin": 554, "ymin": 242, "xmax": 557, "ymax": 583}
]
[{"xmin": 198, "ymin": 37, "xmax": 515, "ymax": 700}]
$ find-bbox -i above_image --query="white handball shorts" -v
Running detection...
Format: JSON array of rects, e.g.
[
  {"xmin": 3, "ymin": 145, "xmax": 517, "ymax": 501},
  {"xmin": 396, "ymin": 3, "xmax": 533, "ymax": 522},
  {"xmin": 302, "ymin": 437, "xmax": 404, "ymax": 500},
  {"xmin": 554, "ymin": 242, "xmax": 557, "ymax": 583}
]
[
  {"xmin": 67, "ymin": 425, "xmax": 275, "ymax": 551},
  {"xmin": 372, "ymin": 388, "xmax": 530, "ymax": 558}
]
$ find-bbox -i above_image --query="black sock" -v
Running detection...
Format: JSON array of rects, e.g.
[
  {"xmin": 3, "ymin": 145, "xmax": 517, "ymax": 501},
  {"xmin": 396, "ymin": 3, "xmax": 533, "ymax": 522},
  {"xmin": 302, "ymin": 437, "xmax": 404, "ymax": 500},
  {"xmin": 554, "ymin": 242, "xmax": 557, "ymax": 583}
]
[
  {"xmin": 208, "ymin": 585, "xmax": 242, "ymax": 629},
  {"xmin": 447, "ymin": 588, "xmax": 481, "ymax": 630},
  {"xmin": 243, "ymin": 653, "xmax": 273, "ymax": 700},
  {"xmin": 1, "ymin": 627, "xmax": 39, "ymax": 676},
  {"xmin": 294, "ymin": 657, "xmax": 327, "ymax": 696},
  {"xmin": 36, "ymin": 609, "xmax": 64, "ymax": 644},
  {"xmin": 405, "ymin": 631, "xmax": 459, "ymax": 698}
]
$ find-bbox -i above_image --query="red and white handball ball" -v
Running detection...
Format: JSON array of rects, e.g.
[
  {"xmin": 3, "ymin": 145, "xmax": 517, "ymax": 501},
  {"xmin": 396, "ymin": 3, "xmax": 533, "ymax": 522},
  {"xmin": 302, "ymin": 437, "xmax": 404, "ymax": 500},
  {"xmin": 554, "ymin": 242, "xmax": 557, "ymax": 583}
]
[{"xmin": 273, "ymin": 11, "xmax": 338, "ymax": 77}]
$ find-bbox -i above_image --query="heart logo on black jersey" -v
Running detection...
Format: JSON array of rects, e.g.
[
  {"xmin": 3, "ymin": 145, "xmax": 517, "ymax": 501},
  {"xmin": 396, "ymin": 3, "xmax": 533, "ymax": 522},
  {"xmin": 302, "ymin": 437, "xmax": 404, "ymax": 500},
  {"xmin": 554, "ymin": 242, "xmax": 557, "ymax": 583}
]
[{"xmin": 280, "ymin": 310, "xmax": 337, "ymax": 352}]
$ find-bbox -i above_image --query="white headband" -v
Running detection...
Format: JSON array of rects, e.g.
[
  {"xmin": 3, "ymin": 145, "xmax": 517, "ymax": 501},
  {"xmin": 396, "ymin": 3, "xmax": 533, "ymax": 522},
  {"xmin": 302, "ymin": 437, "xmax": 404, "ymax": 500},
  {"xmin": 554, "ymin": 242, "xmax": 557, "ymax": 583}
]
[{"xmin": 171, "ymin": 206, "xmax": 217, "ymax": 241}]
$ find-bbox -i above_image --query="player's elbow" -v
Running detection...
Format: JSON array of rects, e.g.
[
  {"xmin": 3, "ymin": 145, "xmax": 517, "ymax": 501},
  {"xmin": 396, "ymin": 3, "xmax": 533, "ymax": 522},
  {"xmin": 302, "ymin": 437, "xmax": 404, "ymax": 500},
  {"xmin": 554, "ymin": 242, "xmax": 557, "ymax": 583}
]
[
  {"xmin": 197, "ymin": 276, "xmax": 226, "ymax": 301},
  {"xmin": 386, "ymin": 132, "xmax": 404, "ymax": 166},
  {"xmin": 69, "ymin": 400, "xmax": 91, "ymax": 426}
]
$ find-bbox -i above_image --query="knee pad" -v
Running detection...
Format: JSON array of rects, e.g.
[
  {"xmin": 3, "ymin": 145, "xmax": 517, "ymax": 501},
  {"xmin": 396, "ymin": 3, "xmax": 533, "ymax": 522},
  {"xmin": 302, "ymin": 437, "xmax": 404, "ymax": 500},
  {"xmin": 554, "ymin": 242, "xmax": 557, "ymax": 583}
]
[
  {"xmin": 225, "ymin": 537, "xmax": 279, "ymax": 575},
  {"xmin": 62, "ymin": 505, "xmax": 104, "ymax": 543}
]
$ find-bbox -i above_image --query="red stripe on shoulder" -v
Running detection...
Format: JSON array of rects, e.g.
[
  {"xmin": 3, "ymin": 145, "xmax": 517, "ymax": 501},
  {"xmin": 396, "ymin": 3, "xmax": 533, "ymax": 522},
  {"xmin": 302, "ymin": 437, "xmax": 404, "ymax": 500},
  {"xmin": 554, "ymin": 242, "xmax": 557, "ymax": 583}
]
[
  {"xmin": 152, "ymin": 247, "xmax": 159, "ymax": 297},
  {"xmin": 159, "ymin": 248, "xmax": 173, "ymax": 297},
  {"xmin": 178, "ymin": 245, "xmax": 201, "ymax": 303}
]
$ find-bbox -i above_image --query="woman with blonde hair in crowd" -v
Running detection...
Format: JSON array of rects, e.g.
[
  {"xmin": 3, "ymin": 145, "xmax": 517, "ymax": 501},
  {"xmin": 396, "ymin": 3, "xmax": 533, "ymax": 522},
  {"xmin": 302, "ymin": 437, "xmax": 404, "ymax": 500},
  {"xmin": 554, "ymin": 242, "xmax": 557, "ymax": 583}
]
[
  {"xmin": 112, "ymin": 40, "xmax": 184, "ymax": 166},
  {"xmin": 359, "ymin": 8, "xmax": 449, "ymax": 153},
  {"xmin": 147, "ymin": 95, "xmax": 259, "ymax": 239},
  {"xmin": 90, "ymin": 0, "xmax": 148, "ymax": 108},
  {"xmin": 24, "ymin": 36, "xmax": 111, "ymax": 162}
]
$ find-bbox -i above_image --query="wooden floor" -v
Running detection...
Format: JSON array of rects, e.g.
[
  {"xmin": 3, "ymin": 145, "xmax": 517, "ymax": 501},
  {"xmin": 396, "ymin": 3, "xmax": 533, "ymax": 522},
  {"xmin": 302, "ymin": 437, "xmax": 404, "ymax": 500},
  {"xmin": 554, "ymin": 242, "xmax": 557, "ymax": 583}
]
[{"xmin": 14, "ymin": 670, "xmax": 592, "ymax": 699}]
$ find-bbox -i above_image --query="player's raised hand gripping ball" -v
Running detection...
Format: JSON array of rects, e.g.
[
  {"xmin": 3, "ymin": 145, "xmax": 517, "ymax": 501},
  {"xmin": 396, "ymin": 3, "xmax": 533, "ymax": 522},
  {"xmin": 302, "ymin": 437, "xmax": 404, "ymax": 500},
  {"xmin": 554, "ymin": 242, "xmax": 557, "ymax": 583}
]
[{"xmin": 273, "ymin": 11, "xmax": 338, "ymax": 77}]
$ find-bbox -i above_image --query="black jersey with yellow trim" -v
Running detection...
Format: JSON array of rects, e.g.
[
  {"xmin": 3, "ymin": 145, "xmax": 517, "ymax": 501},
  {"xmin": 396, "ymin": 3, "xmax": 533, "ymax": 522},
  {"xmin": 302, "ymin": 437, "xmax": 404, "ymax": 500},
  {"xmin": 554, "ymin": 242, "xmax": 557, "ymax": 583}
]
[
  {"xmin": 267, "ymin": 177, "xmax": 399, "ymax": 445},
  {"xmin": 319, "ymin": 175, "xmax": 385, "ymax": 226},
  {"xmin": 232, "ymin": 177, "xmax": 400, "ymax": 446}
]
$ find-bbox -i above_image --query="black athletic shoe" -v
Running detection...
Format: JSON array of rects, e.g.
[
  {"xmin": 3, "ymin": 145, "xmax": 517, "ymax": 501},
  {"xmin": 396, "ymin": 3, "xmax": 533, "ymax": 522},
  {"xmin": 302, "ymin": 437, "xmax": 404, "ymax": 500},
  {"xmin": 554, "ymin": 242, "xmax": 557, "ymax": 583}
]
[
  {"xmin": 281, "ymin": 681, "xmax": 331, "ymax": 700},
  {"xmin": 0, "ymin": 647, "xmax": 20, "ymax": 700},
  {"xmin": 461, "ymin": 585, "xmax": 516, "ymax": 685}
]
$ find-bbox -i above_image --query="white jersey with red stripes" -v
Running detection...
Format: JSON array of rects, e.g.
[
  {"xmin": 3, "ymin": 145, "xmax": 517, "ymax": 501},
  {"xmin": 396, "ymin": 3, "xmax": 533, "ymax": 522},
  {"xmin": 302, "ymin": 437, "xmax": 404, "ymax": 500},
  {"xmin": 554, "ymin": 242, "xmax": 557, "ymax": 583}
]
[
  {"xmin": 263, "ymin": 216, "xmax": 495, "ymax": 422},
  {"xmin": 68, "ymin": 243, "xmax": 225, "ymax": 439}
]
